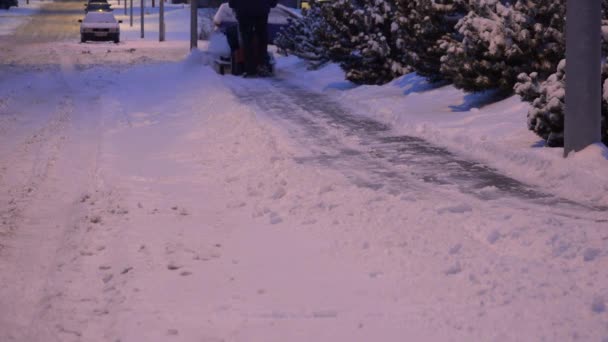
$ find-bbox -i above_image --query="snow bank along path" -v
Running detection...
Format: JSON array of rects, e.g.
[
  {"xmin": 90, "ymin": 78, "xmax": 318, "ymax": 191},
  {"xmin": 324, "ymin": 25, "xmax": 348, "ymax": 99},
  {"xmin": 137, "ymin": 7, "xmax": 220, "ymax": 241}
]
[{"xmin": 1, "ymin": 3, "xmax": 608, "ymax": 342}]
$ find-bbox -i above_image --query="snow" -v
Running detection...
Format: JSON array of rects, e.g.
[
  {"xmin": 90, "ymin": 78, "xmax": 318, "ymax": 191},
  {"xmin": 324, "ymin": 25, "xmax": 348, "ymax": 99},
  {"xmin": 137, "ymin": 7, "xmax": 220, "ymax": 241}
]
[
  {"xmin": 277, "ymin": 57, "xmax": 608, "ymax": 207},
  {"xmin": 1, "ymin": 2, "xmax": 608, "ymax": 342},
  {"xmin": 0, "ymin": 0, "xmax": 43, "ymax": 36}
]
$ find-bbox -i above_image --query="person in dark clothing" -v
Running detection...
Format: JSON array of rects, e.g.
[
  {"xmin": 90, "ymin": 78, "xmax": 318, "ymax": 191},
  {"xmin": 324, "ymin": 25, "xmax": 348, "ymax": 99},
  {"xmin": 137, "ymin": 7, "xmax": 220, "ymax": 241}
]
[{"xmin": 228, "ymin": 0, "xmax": 278, "ymax": 76}]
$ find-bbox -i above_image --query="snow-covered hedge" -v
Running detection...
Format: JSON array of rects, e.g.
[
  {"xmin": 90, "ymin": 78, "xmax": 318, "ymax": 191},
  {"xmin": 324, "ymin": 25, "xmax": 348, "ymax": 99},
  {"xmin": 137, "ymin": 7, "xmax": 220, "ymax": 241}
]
[
  {"xmin": 515, "ymin": 60, "xmax": 608, "ymax": 147},
  {"xmin": 275, "ymin": 0, "xmax": 608, "ymax": 148},
  {"xmin": 282, "ymin": 0, "xmax": 409, "ymax": 85},
  {"xmin": 274, "ymin": 4, "xmax": 331, "ymax": 69},
  {"xmin": 394, "ymin": 0, "xmax": 467, "ymax": 82},
  {"xmin": 440, "ymin": 0, "xmax": 565, "ymax": 93},
  {"xmin": 340, "ymin": 0, "xmax": 410, "ymax": 84}
]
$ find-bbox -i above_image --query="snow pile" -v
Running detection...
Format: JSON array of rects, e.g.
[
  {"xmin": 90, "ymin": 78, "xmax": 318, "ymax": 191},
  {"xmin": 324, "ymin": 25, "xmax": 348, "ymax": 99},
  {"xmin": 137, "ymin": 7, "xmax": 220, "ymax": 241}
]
[{"xmin": 207, "ymin": 30, "xmax": 230, "ymax": 56}]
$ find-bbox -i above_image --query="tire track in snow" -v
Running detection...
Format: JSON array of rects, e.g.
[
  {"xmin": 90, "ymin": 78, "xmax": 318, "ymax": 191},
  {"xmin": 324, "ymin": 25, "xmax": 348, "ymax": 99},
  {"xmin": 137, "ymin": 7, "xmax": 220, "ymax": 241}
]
[
  {"xmin": 0, "ymin": 66, "xmax": 128, "ymax": 342},
  {"xmin": 0, "ymin": 46, "xmax": 78, "ymax": 246},
  {"xmin": 0, "ymin": 95, "xmax": 72, "ymax": 245},
  {"xmin": 0, "ymin": 94, "xmax": 75, "ymax": 342},
  {"xmin": 19, "ymin": 83, "xmax": 131, "ymax": 342}
]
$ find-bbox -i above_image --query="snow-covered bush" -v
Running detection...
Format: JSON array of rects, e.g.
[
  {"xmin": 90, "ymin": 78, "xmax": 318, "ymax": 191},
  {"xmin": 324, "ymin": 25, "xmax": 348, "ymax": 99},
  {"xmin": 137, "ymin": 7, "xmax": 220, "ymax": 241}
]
[
  {"xmin": 340, "ymin": 0, "xmax": 410, "ymax": 84},
  {"xmin": 315, "ymin": 0, "xmax": 363, "ymax": 64},
  {"xmin": 277, "ymin": 0, "xmax": 410, "ymax": 83},
  {"xmin": 515, "ymin": 60, "xmax": 608, "ymax": 147},
  {"xmin": 514, "ymin": 60, "xmax": 565, "ymax": 147},
  {"xmin": 440, "ymin": 0, "xmax": 565, "ymax": 93},
  {"xmin": 393, "ymin": 0, "xmax": 468, "ymax": 82},
  {"xmin": 274, "ymin": 3, "xmax": 331, "ymax": 69}
]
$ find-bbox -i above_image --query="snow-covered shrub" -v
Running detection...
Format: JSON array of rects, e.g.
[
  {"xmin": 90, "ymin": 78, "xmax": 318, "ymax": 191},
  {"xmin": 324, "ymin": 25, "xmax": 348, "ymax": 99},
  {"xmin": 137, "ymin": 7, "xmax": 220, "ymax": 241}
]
[
  {"xmin": 316, "ymin": 0, "xmax": 363, "ymax": 63},
  {"xmin": 515, "ymin": 60, "xmax": 608, "ymax": 147},
  {"xmin": 340, "ymin": 0, "xmax": 410, "ymax": 84},
  {"xmin": 514, "ymin": 60, "xmax": 565, "ymax": 146},
  {"xmin": 274, "ymin": 3, "xmax": 331, "ymax": 69},
  {"xmin": 277, "ymin": 0, "xmax": 411, "ymax": 83},
  {"xmin": 440, "ymin": 0, "xmax": 565, "ymax": 93},
  {"xmin": 393, "ymin": 0, "xmax": 468, "ymax": 82}
]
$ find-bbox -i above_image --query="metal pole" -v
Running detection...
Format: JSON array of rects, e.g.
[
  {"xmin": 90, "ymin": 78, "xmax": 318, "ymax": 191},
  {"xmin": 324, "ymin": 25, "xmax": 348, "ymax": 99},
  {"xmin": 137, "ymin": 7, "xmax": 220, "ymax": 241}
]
[
  {"xmin": 124, "ymin": 0, "xmax": 127, "ymax": 16},
  {"xmin": 130, "ymin": 0, "xmax": 133, "ymax": 27},
  {"xmin": 190, "ymin": 0, "xmax": 197, "ymax": 49},
  {"xmin": 565, "ymin": 0, "xmax": 602, "ymax": 156},
  {"xmin": 140, "ymin": 0, "xmax": 144, "ymax": 38},
  {"xmin": 159, "ymin": 0, "xmax": 165, "ymax": 41}
]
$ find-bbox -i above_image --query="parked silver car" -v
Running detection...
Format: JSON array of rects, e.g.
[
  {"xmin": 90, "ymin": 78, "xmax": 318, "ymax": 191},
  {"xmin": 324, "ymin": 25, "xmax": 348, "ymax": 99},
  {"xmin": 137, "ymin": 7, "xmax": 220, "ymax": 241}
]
[{"xmin": 78, "ymin": 11, "xmax": 122, "ymax": 43}]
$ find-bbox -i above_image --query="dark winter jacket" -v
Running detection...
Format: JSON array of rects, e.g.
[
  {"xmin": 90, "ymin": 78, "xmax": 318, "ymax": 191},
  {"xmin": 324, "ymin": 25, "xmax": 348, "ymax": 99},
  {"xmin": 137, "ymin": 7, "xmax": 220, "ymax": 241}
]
[{"xmin": 228, "ymin": 0, "xmax": 278, "ymax": 16}]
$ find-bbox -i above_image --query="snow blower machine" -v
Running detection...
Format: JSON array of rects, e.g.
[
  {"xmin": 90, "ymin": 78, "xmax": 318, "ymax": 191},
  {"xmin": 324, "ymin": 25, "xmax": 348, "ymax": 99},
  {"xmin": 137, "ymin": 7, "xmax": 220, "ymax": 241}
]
[{"xmin": 210, "ymin": 3, "xmax": 300, "ymax": 76}]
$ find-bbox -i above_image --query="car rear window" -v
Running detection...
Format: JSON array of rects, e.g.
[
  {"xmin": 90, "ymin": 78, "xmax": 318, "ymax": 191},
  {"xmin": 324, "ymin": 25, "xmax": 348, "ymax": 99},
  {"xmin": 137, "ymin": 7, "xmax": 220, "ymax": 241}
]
[{"xmin": 84, "ymin": 12, "xmax": 116, "ymax": 23}]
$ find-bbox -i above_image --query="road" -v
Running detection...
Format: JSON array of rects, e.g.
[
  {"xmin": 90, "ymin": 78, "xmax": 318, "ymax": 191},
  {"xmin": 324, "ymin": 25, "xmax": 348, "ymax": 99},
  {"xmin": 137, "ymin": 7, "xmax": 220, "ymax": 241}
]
[
  {"xmin": 1, "ymin": 0, "xmax": 81, "ymax": 44},
  {"xmin": 1, "ymin": 3, "xmax": 608, "ymax": 342}
]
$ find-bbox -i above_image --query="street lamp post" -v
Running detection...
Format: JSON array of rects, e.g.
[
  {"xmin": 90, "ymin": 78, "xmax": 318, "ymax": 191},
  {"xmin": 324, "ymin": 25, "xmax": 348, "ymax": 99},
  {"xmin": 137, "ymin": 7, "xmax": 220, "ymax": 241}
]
[
  {"xmin": 159, "ymin": 0, "xmax": 165, "ymax": 41},
  {"xmin": 130, "ymin": 0, "xmax": 133, "ymax": 27},
  {"xmin": 140, "ymin": 0, "xmax": 144, "ymax": 38},
  {"xmin": 190, "ymin": 0, "xmax": 197, "ymax": 49},
  {"xmin": 565, "ymin": 0, "xmax": 602, "ymax": 156}
]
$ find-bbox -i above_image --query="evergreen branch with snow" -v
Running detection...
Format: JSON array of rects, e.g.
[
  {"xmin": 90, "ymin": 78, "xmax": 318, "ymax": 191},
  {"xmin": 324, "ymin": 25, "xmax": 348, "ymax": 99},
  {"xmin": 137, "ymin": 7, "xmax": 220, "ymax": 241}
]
[{"xmin": 440, "ymin": 0, "xmax": 565, "ymax": 94}]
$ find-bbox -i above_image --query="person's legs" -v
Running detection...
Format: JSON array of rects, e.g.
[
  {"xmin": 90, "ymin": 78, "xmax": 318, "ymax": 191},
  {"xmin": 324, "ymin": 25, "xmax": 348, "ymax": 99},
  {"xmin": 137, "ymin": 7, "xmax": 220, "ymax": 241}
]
[
  {"xmin": 236, "ymin": 15, "xmax": 256, "ymax": 75},
  {"xmin": 252, "ymin": 13, "xmax": 270, "ymax": 72}
]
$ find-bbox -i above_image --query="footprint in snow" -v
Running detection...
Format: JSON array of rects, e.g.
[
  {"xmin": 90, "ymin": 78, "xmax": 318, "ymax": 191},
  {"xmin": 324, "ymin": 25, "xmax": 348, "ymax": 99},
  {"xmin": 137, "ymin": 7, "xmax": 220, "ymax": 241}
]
[
  {"xmin": 583, "ymin": 248, "xmax": 601, "ymax": 262},
  {"xmin": 271, "ymin": 188, "xmax": 286, "ymax": 200},
  {"xmin": 592, "ymin": 297, "xmax": 606, "ymax": 313},
  {"xmin": 90, "ymin": 215, "xmax": 102, "ymax": 224},
  {"xmin": 444, "ymin": 262, "xmax": 463, "ymax": 275},
  {"xmin": 269, "ymin": 213, "xmax": 283, "ymax": 224},
  {"xmin": 167, "ymin": 263, "xmax": 182, "ymax": 271},
  {"xmin": 437, "ymin": 204, "xmax": 473, "ymax": 215},
  {"xmin": 486, "ymin": 230, "xmax": 501, "ymax": 244}
]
